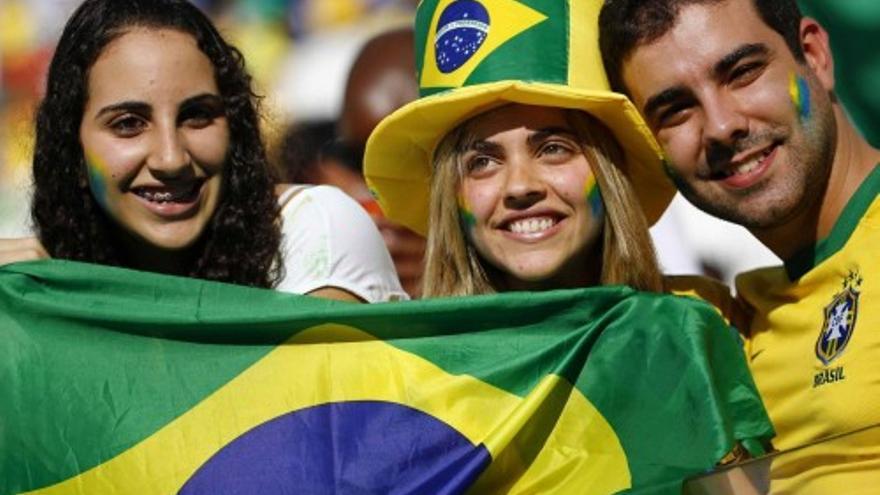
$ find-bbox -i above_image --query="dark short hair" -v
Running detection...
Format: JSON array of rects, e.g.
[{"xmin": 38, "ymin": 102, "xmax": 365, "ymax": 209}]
[
  {"xmin": 32, "ymin": 0, "xmax": 282, "ymax": 287},
  {"xmin": 599, "ymin": 0, "xmax": 804, "ymax": 96}
]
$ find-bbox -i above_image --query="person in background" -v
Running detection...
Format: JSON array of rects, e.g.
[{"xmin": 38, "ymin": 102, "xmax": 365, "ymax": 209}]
[
  {"xmin": 600, "ymin": 0, "xmax": 880, "ymax": 489},
  {"xmin": 279, "ymin": 27, "xmax": 426, "ymax": 297},
  {"xmin": 0, "ymin": 0, "xmax": 406, "ymax": 304}
]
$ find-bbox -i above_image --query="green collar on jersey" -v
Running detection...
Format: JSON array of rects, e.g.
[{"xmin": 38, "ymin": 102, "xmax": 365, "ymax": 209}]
[{"xmin": 785, "ymin": 164, "xmax": 880, "ymax": 280}]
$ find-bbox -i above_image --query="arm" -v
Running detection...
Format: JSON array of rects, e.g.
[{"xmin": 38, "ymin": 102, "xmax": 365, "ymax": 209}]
[{"xmin": 305, "ymin": 286, "xmax": 364, "ymax": 303}]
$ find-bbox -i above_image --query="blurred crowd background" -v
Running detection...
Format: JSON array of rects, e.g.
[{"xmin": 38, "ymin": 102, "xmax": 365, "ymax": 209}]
[{"xmin": 0, "ymin": 0, "xmax": 877, "ymax": 287}]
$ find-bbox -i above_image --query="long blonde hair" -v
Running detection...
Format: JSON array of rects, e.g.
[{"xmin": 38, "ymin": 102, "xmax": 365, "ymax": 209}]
[{"xmin": 422, "ymin": 108, "xmax": 663, "ymax": 297}]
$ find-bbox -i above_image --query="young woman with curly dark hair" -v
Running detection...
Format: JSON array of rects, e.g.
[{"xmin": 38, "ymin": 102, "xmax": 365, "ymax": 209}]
[{"xmin": 0, "ymin": 0, "xmax": 406, "ymax": 303}]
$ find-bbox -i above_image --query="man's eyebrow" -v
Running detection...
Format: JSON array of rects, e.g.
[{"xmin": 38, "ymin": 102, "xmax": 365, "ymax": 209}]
[
  {"xmin": 713, "ymin": 43, "xmax": 769, "ymax": 79},
  {"xmin": 643, "ymin": 86, "xmax": 691, "ymax": 120}
]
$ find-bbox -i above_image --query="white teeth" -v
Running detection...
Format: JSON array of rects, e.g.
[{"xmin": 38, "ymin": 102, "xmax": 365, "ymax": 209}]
[
  {"xmin": 508, "ymin": 216, "xmax": 555, "ymax": 234},
  {"xmin": 137, "ymin": 183, "xmax": 201, "ymax": 203},
  {"xmin": 732, "ymin": 147, "xmax": 774, "ymax": 176},
  {"xmin": 734, "ymin": 160, "xmax": 759, "ymax": 175},
  {"xmin": 142, "ymin": 191, "xmax": 175, "ymax": 202}
]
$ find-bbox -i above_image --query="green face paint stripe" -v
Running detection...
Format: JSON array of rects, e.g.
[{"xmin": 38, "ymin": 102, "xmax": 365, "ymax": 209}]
[
  {"xmin": 584, "ymin": 175, "xmax": 603, "ymax": 220},
  {"xmin": 458, "ymin": 196, "xmax": 477, "ymax": 228}
]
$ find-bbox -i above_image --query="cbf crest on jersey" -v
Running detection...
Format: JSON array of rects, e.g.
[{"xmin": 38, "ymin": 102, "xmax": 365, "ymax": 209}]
[{"xmin": 816, "ymin": 270, "xmax": 862, "ymax": 365}]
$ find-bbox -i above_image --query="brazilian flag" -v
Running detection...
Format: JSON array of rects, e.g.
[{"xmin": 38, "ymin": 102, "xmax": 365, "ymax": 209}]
[{"xmin": 1, "ymin": 261, "xmax": 772, "ymax": 494}]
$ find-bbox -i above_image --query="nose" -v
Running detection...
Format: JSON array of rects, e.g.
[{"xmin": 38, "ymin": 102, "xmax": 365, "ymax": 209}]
[
  {"xmin": 502, "ymin": 156, "xmax": 546, "ymax": 209},
  {"xmin": 702, "ymin": 91, "xmax": 748, "ymax": 147},
  {"xmin": 147, "ymin": 124, "xmax": 191, "ymax": 177}
]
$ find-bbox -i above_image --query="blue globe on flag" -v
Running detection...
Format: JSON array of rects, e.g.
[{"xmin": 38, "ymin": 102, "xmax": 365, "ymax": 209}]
[
  {"xmin": 435, "ymin": 0, "xmax": 490, "ymax": 74},
  {"xmin": 180, "ymin": 401, "xmax": 491, "ymax": 493}
]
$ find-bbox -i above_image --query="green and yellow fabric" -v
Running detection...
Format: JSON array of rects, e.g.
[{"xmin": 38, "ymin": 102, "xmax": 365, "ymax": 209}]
[
  {"xmin": 364, "ymin": 0, "xmax": 674, "ymax": 236},
  {"xmin": 1, "ymin": 260, "xmax": 772, "ymax": 494}
]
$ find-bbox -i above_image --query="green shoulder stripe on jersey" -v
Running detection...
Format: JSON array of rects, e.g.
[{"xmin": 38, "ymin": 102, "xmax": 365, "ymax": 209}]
[{"xmin": 786, "ymin": 164, "xmax": 880, "ymax": 280}]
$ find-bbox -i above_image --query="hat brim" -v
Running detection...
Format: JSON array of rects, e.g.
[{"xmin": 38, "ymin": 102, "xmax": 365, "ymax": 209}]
[{"xmin": 364, "ymin": 81, "xmax": 674, "ymax": 237}]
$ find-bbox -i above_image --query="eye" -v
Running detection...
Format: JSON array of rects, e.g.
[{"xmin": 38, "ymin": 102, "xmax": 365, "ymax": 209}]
[
  {"xmin": 179, "ymin": 104, "xmax": 223, "ymax": 128},
  {"xmin": 729, "ymin": 61, "xmax": 765, "ymax": 87},
  {"xmin": 656, "ymin": 101, "xmax": 694, "ymax": 129},
  {"xmin": 538, "ymin": 141, "xmax": 576, "ymax": 160},
  {"xmin": 464, "ymin": 154, "xmax": 496, "ymax": 176},
  {"xmin": 109, "ymin": 114, "xmax": 147, "ymax": 137}
]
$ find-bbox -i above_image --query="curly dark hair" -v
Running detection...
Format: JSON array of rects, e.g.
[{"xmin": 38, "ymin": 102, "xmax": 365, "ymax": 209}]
[
  {"xmin": 31, "ymin": 0, "xmax": 282, "ymax": 288},
  {"xmin": 599, "ymin": 0, "xmax": 804, "ymax": 97}
]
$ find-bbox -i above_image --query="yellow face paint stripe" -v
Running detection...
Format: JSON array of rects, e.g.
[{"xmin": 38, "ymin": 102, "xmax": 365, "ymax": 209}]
[{"xmin": 83, "ymin": 149, "xmax": 111, "ymax": 209}]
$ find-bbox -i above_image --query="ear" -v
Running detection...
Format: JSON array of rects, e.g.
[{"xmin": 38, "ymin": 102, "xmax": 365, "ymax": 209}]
[{"xmin": 799, "ymin": 18, "xmax": 835, "ymax": 91}]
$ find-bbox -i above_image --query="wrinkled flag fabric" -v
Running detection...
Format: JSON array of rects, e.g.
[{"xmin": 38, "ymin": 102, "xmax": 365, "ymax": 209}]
[{"xmin": 0, "ymin": 260, "xmax": 773, "ymax": 494}]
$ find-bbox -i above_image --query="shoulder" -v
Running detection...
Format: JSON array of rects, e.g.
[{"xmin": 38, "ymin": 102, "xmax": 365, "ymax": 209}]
[
  {"xmin": 613, "ymin": 285, "xmax": 736, "ymax": 325},
  {"xmin": 277, "ymin": 184, "xmax": 384, "ymax": 239},
  {"xmin": 277, "ymin": 183, "xmax": 361, "ymax": 212},
  {"xmin": 605, "ymin": 287, "xmax": 742, "ymax": 345},
  {"xmin": 274, "ymin": 184, "xmax": 407, "ymax": 302},
  {"xmin": 664, "ymin": 274, "xmax": 749, "ymax": 332},
  {"xmin": 735, "ymin": 265, "xmax": 788, "ymax": 305}
]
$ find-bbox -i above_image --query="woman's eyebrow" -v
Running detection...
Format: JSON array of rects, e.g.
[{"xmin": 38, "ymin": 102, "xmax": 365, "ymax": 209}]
[
  {"xmin": 178, "ymin": 93, "xmax": 224, "ymax": 112},
  {"xmin": 467, "ymin": 140, "xmax": 504, "ymax": 154},
  {"xmin": 527, "ymin": 126, "xmax": 575, "ymax": 147},
  {"xmin": 95, "ymin": 101, "xmax": 151, "ymax": 118}
]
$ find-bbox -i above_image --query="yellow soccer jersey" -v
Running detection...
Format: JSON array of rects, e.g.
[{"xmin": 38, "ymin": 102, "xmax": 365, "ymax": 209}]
[{"xmin": 737, "ymin": 165, "xmax": 880, "ymax": 494}]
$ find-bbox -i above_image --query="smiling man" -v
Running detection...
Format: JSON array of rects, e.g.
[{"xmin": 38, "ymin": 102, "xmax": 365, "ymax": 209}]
[{"xmin": 599, "ymin": 0, "xmax": 880, "ymax": 488}]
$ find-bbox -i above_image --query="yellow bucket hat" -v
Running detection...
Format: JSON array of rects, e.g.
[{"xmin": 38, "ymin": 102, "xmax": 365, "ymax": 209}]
[{"xmin": 364, "ymin": 0, "xmax": 674, "ymax": 237}]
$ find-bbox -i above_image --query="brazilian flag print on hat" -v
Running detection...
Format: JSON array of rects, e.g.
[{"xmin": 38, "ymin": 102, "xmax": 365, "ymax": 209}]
[{"xmin": 364, "ymin": 0, "xmax": 676, "ymax": 237}]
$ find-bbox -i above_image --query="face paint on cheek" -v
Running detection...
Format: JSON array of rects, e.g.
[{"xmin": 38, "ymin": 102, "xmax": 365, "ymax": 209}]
[
  {"xmin": 584, "ymin": 174, "xmax": 604, "ymax": 221},
  {"xmin": 789, "ymin": 72, "xmax": 812, "ymax": 122},
  {"xmin": 457, "ymin": 193, "xmax": 477, "ymax": 240},
  {"xmin": 83, "ymin": 150, "xmax": 111, "ymax": 211}
]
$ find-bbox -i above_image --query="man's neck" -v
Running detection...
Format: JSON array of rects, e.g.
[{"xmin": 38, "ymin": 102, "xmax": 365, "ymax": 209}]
[{"xmin": 754, "ymin": 107, "xmax": 880, "ymax": 260}]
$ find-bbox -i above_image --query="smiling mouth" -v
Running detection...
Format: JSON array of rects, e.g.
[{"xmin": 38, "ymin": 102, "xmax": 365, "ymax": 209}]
[
  {"xmin": 132, "ymin": 181, "xmax": 203, "ymax": 204},
  {"xmin": 717, "ymin": 142, "xmax": 780, "ymax": 179},
  {"xmin": 505, "ymin": 215, "xmax": 560, "ymax": 235}
]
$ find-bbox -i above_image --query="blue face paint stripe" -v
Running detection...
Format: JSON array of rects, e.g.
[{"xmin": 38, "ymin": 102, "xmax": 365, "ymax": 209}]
[
  {"xmin": 587, "ymin": 185, "xmax": 604, "ymax": 221},
  {"xmin": 797, "ymin": 76, "xmax": 812, "ymax": 121}
]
